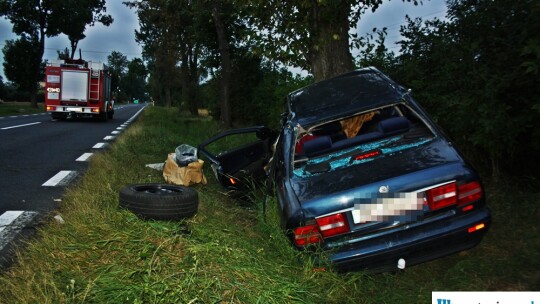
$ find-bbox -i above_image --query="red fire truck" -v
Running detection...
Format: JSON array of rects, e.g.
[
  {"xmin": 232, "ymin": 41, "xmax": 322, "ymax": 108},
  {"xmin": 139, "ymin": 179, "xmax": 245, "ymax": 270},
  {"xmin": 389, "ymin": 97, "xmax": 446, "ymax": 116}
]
[{"xmin": 44, "ymin": 59, "xmax": 114, "ymax": 121}]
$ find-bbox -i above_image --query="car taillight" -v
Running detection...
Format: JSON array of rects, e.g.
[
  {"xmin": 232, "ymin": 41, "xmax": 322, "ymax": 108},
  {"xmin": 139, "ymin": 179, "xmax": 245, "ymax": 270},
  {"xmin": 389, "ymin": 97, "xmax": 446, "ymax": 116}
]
[
  {"xmin": 293, "ymin": 213, "xmax": 350, "ymax": 246},
  {"xmin": 316, "ymin": 213, "xmax": 350, "ymax": 238},
  {"xmin": 458, "ymin": 181, "xmax": 483, "ymax": 206},
  {"xmin": 294, "ymin": 224, "xmax": 321, "ymax": 246},
  {"xmin": 425, "ymin": 182, "xmax": 457, "ymax": 210},
  {"xmin": 425, "ymin": 181, "xmax": 483, "ymax": 211},
  {"xmin": 46, "ymin": 106, "xmax": 56, "ymax": 111}
]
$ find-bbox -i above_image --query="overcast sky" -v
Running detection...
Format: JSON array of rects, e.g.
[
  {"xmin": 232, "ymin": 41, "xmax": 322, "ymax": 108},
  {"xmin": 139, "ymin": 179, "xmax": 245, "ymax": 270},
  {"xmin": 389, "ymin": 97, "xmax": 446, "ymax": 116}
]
[{"xmin": 0, "ymin": 0, "xmax": 447, "ymax": 81}]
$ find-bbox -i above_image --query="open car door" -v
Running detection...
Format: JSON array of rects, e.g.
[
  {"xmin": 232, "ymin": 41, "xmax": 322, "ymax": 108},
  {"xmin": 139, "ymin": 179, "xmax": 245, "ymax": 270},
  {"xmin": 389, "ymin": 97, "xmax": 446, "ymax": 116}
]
[{"xmin": 198, "ymin": 126, "xmax": 277, "ymax": 189}]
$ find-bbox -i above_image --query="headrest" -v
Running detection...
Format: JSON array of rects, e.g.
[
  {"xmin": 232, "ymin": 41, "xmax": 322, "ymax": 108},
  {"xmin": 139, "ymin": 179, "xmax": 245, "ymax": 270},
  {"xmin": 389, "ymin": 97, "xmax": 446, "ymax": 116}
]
[
  {"xmin": 378, "ymin": 116, "xmax": 410, "ymax": 134},
  {"xmin": 303, "ymin": 136, "xmax": 332, "ymax": 157}
]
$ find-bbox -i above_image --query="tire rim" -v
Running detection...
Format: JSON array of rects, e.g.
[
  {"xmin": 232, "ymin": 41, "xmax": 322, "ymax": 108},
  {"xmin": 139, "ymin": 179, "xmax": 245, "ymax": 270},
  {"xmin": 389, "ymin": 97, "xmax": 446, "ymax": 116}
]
[{"xmin": 136, "ymin": 185, "xmax": 184, "ymax": 194}]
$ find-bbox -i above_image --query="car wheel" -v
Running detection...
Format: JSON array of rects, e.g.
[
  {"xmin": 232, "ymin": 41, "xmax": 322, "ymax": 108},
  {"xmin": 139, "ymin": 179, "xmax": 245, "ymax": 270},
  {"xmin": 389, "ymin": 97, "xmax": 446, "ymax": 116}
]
[{"xmin": 119, "ymin": 183, "xmax": 198, "ymax": 220}]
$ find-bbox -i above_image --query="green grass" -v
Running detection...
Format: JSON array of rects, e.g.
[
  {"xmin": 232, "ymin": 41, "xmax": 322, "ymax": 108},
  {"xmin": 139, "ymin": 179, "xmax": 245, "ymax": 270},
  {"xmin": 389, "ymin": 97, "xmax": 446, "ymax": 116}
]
[
  {"xmin": 0, "ymin": 102, "xmax": 45, "ymax": 116},
  {"xmin": 0, "ymin": 107, "xmax": 537, "ymax": 303}
]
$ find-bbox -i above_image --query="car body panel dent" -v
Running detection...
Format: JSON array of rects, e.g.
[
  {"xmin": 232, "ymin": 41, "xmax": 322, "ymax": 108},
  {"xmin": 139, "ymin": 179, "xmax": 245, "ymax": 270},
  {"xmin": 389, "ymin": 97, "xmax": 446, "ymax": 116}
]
[{"xmin": 288, "ymin": 68, "xmax": 405, "ymax": 128}]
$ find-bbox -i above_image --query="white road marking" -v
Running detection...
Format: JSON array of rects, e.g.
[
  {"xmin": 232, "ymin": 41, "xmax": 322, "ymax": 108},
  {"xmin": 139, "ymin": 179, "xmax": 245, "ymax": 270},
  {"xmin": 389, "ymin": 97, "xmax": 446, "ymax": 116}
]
[
  {"xmin": 128, "ymin": 105, "xmax": 146, "ymax": 122},
  {"xmin": 116, "ymin": 127, "xmax": 125, "ymax": 130},
  {"xmin": 0, "ymin": 211, "xmax": 39, "ymax": 251},
  {"xmin": 104, "ymin": 135, "xmax": 115, "ymax": 140},
  {"xmin": 42, "ymin": 170, "xmax": 78, "ymax": 186},
  {"xmin": 0, "ymin": 211, "xmax": 24, "ymax": 231},
  {"xmin": 93, "ymin": 143, "xmax": 106, "ymax": 148},
  {"xmin": 111, "ymin": 130, "xmax": 120, "ymax": 134},
  {"xmin": 1, "ymin": 122, "xmax": 41, "ymax": 130},
  {"xmin": 76, "ymin": 153, "xmax": 93, "ymax": 162}
]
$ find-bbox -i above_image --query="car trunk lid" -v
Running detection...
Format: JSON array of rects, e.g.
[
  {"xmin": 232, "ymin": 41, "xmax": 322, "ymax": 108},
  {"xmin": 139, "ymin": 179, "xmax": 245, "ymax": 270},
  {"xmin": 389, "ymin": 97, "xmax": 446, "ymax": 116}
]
[{"xmin": 292, "ymin": 137, "xmax": 466, "ymax": 218}]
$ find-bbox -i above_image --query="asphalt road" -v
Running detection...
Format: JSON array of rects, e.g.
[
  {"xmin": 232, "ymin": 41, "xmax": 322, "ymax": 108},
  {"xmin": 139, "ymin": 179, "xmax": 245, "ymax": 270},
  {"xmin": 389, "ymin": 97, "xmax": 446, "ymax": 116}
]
[{"xmin": 0, "ymin": 103, "xmax": 146, "ymax": 266}]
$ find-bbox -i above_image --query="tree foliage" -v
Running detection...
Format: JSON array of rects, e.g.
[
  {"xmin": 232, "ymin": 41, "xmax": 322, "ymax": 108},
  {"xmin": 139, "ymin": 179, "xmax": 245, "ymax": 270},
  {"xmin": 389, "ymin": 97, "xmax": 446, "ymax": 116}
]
[
  {"xmin": 0, "ymin": 74, "xmax": 5, "ymax": 99},
  {"xmin": 201, "ymin": 57, "xmax": 311, "ymax": 128},
  {"xmin": 107, "ymin": 51, "xmax": 129, "ymax": 99},
  {"xmin": 125, "ymin": 0, "xmax": 248, "ymax": 125},
  {"xmin": 244, "ymin": 0, "xmax": 418, "ymax": 81},
  {"xmin": 364, "ymin": 0, "xmax": 540, "ymax": 178},
  {"xmin": 1, "ymin": 0, "xmax": 55, "ymax": 107},
  {"xmin": 1, "ymin": 36, "xmax": 44, "ymax": 104},
  {"xmin": 50, "ymin": 0, "xmax": 113, "ymax": 59},
  {"xmin": 121, "ymin": 58, "xmax": 147, "ymax": 102},
  {"xmin": 125, "ymin": 0, "xmax": 199, "ymax": 108}
]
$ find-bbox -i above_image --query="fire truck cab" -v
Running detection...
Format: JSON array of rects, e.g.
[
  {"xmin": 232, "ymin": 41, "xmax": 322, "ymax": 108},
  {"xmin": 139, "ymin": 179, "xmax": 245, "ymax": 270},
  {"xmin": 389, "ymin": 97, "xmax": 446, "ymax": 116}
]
[{"xmin": 44, "ymin": 59, "xmax": 114, "ymax": 121}]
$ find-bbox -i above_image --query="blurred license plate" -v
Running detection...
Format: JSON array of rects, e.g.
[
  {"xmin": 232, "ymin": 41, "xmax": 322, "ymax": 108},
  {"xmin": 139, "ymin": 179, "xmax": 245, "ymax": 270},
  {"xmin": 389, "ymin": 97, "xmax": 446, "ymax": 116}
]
[
  {"xmin": 67, "ymin": 107, "xmax": 82, "ymax": 112},
  {"xmin": 351, "ymin": 193, "xmax": 423, "ymax": 223}
]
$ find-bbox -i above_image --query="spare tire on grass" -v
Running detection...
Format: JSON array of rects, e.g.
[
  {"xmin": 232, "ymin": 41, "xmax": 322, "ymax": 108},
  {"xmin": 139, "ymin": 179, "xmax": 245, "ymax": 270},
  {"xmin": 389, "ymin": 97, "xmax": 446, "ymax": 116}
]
[{"xmin": 119, "ymin": 183, "xmax": 198, "ymax": 220}]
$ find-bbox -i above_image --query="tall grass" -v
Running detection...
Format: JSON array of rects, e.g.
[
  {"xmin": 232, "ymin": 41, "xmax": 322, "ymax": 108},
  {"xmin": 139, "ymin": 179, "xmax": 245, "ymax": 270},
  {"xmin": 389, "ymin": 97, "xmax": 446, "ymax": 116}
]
[
  {"xmin": 0, "ymin": 102, "xmax": 45, "ymax": 116},
  {"xmin": 0, "ymin": 107, "xmax": 537, "ymax": 303}
]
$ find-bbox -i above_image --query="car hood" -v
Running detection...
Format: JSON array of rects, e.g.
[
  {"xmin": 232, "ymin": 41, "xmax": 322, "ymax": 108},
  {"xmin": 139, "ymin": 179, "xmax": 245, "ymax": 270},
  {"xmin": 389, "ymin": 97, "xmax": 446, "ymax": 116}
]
[
  {"xmin": 291, "ymin": 137, "xmax": 465, "ymax": 215},
  {"xmin": 287, "ymin": 68, "xmax": 404, "ymax": 128}
]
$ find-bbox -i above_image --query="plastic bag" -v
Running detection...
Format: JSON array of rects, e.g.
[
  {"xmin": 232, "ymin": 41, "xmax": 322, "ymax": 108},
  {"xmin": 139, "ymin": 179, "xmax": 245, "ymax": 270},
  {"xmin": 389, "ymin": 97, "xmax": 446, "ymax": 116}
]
[{"xmin": 175, "ymin": 144, "xmax": 198, "ymax": 167}]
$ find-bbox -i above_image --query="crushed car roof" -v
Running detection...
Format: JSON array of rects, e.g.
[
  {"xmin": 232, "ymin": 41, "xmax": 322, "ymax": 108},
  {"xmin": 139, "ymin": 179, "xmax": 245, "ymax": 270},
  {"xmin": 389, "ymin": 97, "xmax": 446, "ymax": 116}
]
[{"xmin": 287, "ymin": 67, "xmax": 405, "ymax": 127}]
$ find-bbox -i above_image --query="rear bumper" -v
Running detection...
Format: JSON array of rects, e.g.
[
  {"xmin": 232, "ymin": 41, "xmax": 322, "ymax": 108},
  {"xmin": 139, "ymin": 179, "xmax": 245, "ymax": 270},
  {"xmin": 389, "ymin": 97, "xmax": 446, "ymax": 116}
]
[
  {"xmin": 328, "ymin": 207, "xmax": 491, "ymax": 272},
  {"xmin": 47, "ymin": 106, "xmax": 99, "ymax": 114}
]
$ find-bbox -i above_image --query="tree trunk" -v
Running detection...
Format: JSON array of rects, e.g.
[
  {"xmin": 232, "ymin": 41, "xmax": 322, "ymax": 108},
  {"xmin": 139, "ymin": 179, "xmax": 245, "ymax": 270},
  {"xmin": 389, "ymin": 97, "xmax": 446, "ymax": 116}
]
[
  {"xmin": 181, "ymin": 46, "xmax": 199, "ymax": 116},
  {"xmin": 29, "ymin": 86, "xmax": 37, "ymax": 108},
  {"xmin": 309, "ymin": 2, "xmax": 354, "ymax": 82},
  {"xmin": 31, "ymin": 28, "xmax": 46, "ymax": 109},
  {"xmin": 189, "ymin": 45, "xmax": 200, "ymax": 114},
  {"xmin": 212, "ymin": 2, "xmax": 232, "ymax": 127},
  {"xmin": 69, "ymin": 38, "xmax": 79, "ymax": 59},
  {"xmin": 181, "ymin": 52, "xmax": 190, "ymax": 112}
]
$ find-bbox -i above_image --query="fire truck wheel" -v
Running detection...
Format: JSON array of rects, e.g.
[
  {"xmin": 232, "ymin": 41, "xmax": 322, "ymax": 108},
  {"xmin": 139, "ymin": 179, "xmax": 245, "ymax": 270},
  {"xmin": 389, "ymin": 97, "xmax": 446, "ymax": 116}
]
[
  {"xmin": 119, "ymin": 184, "xmax": 198, "ymax": 221},
  {"xmin": 51, "ymin": 113, "xmax": 67, "ymax": 120},
  {"xmin": 98, "ymin": 111, "xmax": 108, "ymax": 121}
]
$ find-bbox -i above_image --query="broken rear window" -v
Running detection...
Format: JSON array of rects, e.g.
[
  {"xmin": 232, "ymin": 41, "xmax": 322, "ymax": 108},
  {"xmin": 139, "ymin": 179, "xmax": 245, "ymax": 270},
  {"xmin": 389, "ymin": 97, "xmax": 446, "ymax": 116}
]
[{"xmin": 292, "ymin": 104, "xmax": 435, "ymax": 177}]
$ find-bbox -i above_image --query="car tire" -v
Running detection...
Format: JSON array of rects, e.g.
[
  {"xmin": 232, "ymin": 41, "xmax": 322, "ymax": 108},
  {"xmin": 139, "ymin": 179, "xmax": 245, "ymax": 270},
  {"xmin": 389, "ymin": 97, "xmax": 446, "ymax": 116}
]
[{"xmin": 119, "ymin": 183, "xmax": 198, "ymax": 220}]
